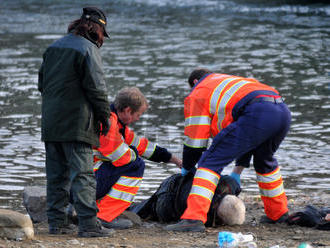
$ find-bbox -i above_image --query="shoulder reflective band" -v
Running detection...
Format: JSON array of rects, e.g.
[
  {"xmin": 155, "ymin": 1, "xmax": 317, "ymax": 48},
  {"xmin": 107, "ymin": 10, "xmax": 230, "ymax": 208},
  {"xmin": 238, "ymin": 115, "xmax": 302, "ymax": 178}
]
[
  {"xmin": 217, "ymin": 80, "xmax": 252, "ymax": 130},
  {"xmin": 210, "ymin": 77, "xmax": 238, "ymax": 115}
]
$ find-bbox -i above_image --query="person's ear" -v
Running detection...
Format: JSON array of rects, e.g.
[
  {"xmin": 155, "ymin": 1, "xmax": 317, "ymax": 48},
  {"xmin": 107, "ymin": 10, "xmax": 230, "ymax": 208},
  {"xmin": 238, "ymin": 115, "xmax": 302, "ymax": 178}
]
[{"xmin": 193, "ymin": 79, "xmax": 199, "ymax": 85}]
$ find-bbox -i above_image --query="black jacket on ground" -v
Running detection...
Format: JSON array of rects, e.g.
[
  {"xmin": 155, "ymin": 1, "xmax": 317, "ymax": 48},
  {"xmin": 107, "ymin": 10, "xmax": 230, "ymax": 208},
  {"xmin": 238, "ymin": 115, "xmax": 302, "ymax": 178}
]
[{"xmin": 38, "ymin": 33, "xmax": 110, "ymax": 146}]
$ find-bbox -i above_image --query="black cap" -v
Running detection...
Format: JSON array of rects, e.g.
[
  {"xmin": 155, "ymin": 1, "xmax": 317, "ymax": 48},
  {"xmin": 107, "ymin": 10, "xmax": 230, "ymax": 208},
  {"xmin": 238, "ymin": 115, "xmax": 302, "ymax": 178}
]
[{"xmin": 82, "ymin": 7, "xmax": 109, "ymax": 38}]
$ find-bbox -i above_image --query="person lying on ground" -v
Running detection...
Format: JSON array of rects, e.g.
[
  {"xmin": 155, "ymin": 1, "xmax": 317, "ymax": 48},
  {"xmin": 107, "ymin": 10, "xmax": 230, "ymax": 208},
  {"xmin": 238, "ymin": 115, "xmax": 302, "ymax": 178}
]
[{"xmin": 130, "ymin": 171, "xmax": 245, "ymax": 227}]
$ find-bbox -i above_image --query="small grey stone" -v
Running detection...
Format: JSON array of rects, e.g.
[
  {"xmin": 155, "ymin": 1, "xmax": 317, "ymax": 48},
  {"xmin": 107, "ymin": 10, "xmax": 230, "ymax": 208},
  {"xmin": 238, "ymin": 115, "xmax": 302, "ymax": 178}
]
[{"xmin": 68, "ymin": 239, "xmax": 81, "ymax": 245}]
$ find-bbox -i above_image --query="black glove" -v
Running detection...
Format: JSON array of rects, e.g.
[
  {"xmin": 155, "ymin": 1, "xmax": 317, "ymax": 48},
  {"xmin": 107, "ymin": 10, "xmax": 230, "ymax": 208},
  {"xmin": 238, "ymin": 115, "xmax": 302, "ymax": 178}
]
[{"xmin": 99, "ymin": 116, "xmax": 110, "ymax": 136}]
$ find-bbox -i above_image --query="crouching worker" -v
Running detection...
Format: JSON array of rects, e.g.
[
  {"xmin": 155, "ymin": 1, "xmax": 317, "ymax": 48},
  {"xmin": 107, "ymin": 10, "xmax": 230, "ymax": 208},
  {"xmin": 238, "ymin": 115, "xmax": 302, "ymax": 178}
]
[
  {"xmin": 130, "ymin": 172, "xmax": 245, "ymax": 227},
  {"xmin": 165, "ymin": 68, "xmax": 291, "ymax": 232},
  {"xmin": 93, "ymin": 87, "xmax": 182, "ymax": 229}
]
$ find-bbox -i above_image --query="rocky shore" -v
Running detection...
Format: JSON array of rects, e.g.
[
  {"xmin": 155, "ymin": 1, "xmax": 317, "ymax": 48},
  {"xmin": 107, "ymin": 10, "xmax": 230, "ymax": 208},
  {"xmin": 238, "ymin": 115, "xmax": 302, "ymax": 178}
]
[{"xmin": 0, "ymin": 193, "xmax": 329, "ymax": 248}]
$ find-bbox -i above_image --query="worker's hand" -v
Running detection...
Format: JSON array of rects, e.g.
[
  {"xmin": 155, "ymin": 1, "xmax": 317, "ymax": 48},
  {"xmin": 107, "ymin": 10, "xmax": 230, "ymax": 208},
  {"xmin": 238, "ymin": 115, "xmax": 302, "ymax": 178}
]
[
  {"xmin": 170, "ymin": 155, "xmax": 182, "ymax": 168},
  {"xmin": 181, "ymin": 167, "xmax": 196, "ymax": 176},
  {"xmin": 181, "ymin": 167, "xmax": 189, "ymax": 176},
  {"xmin": 99, "ymin": 116, "xmax": 110, "ymax": 136},
  {"xmin": 230, "ymin": 172, "xmax": 241, "ymax": 186}
]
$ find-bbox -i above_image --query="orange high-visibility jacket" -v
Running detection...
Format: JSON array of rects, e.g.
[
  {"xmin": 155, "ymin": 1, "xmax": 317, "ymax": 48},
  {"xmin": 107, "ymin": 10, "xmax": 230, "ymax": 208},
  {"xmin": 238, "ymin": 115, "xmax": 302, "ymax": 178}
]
[
  {"xmin": 93, "ymin": 111, "xmax": 157, "ymax": 169},
  {"xmin": 184, "ymin": 73, "xmax": 279, "ymax": 149}
]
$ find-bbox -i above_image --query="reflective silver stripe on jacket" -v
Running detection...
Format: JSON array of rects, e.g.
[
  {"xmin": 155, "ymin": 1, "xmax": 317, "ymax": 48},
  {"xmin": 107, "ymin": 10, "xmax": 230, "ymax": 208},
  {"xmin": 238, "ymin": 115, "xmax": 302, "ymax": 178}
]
[
  {"xmin": 129, "ymin": 133, "xmax": 140, "ymax": 147},
  {"xmin": 93, "ymin": 150, "xmax": 109, "ymax": 161},
  {"xmin": 109, "ymin": 142, "xmax": 135, "ymax": 162},
  {"xmin": 93, "ymin": 143, "xmax": 136, "ymax": 164},
  {"xmin": 93, "ymin": 161, "xmax": 103, "ymax": 170},
  {"xmin": 185, "ymin": 116, "xmax": 211, "ymax": 127},
  {"xmin": 210, "ymin": 77, "xmax": 237, "ymax": 115},
  {"xmin": 184, "ymin": 137, "xmax": 208, "ymax": 148},
  {"xmin": 141, "ymin": 141, "xmax": 156, "ymax": 159},
  {"xmin": 217, "ymin": 80, "xmax": 252, "ymax": 130}
]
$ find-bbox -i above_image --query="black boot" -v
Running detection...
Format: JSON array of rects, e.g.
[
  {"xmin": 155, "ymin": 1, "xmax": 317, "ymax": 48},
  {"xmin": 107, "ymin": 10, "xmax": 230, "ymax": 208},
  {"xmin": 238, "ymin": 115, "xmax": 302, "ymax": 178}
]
[
  {"xmin": 99, "ymin": 217, "xmax": 133, "ymax": 229},
  {"xmin": 49, "ymin": 224, "xmax": 77, "ymax": 235},
  {"xmin": 78, "ymin": 221, "xmax": 115, "ymax": 238},
  {"xmin": 164, "ymin": 219, "xmax": 205, "ymax": 232},
  {"xmin": 260, "ymin": 212, "xmax": 289, "ymax": 224}
]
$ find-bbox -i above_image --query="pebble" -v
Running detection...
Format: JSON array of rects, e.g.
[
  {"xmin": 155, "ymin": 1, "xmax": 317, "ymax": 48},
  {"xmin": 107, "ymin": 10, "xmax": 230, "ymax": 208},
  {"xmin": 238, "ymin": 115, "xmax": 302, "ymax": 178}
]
[
  {"xmin": 294, "ymin": 229, "xmax": 303, "ymax": 234},
  {"xmin": 68, "ymin": 239, "xmax": 80, "ymax": 245}
]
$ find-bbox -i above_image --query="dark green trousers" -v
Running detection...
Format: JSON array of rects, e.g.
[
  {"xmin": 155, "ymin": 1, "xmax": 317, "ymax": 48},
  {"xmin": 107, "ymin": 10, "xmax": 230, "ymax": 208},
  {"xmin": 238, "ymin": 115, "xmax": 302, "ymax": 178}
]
[{"xmin": 45, "ymin": 141, "xmax": 97, "ymax": 228}]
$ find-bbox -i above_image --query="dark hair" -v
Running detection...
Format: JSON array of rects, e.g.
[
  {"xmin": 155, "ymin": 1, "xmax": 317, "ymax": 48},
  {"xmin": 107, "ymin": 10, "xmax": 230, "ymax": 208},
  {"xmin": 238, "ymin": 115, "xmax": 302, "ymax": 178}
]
[
  {"xmin": 114, "ymin": 87, "xmax": 148, "ymax": 113},
  {"xmin": 188, "ymin": 68, "xmax": 212, "ymax": 87},
  {"xmin": 68, "ymin": 18, "xmax": 105, "ymax": 47}
]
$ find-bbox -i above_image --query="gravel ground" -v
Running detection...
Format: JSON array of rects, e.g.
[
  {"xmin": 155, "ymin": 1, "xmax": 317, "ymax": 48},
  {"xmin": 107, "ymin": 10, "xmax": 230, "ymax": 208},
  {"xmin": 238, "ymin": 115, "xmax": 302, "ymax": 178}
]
[{"xmin": 1, "ymin": 194, "xmax": 329, "ymax": 248}]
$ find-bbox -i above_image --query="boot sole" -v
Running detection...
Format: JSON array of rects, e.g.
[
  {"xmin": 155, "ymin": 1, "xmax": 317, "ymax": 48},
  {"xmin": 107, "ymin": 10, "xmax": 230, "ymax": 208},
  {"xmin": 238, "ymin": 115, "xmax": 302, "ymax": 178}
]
[
  {"xmin": 99, "ymin": 218, "xmax": 133, "ymax": 229},
  {"xmin": 78, "ymin": 229, "xmax": 115, "ymax": 238},
  {"xmin": 260, "ymin": 213, "xmax": 289, "ymax": 224},
  {"xmin": 164, "ymin": 225, "xmax": 205, "ymax": 232}
]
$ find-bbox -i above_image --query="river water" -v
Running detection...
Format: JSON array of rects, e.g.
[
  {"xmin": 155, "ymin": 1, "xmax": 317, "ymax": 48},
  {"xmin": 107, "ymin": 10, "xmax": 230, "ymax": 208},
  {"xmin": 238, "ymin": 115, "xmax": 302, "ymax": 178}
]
[{"xmin": 0, "ymin": 0, "xmax": 329, "ymax": 211}]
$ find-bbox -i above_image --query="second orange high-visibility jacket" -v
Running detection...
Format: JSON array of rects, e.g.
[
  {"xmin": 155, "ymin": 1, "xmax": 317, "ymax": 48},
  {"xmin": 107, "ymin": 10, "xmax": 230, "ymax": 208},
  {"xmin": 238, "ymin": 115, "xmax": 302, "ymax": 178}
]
[{"xmin": 93, "ymin": 104, "xmax": 173, "ymax": 222}]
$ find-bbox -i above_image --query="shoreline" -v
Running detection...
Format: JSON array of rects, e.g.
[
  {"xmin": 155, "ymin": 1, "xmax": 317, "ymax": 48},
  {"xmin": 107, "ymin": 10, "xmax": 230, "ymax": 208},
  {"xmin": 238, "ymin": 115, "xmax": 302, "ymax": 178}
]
[{"xmin": 1, "ymin": 194, "xmax": 329, "ymax": 248}]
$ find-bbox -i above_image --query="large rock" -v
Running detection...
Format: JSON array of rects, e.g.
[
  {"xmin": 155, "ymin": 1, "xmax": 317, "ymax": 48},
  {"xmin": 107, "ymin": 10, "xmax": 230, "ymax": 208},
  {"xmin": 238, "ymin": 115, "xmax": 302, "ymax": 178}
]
[
  {"xmin": 0, "ymin": 209, "xmax": 34, "ymax": 240},
  {"xmin": 23, "ymin": 186, "xmax": 47, "ymax": 223}
]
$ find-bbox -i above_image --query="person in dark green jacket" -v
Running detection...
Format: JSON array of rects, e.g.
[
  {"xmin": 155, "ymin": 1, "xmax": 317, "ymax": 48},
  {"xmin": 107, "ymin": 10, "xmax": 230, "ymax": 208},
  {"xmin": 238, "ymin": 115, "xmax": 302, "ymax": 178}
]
[{"xmin": 38, "ymin": 7, "xmax": 112, "ymax": 238}]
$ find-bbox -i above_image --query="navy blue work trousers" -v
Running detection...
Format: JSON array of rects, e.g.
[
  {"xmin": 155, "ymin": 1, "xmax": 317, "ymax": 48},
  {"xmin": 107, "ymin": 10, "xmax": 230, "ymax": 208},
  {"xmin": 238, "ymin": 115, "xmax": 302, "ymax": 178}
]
[{"xmin": 198, "ymin": 101, "xmax": 291, "ymax": 175}]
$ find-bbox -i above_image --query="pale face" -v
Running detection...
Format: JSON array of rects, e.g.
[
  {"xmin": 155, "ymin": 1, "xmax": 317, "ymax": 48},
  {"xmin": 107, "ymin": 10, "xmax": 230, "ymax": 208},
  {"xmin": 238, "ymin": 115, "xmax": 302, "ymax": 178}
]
[{"xmin": 119, "ymin": 104, "xmax": 147, "ymax": 125}]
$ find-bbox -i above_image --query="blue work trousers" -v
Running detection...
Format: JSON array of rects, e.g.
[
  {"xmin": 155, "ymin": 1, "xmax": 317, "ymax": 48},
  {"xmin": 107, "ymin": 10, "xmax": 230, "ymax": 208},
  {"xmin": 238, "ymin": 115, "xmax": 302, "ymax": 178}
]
[{"xmin": 198, "ymin": 101, "xmax": 291, "ymax": 174}]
